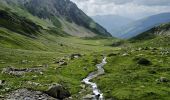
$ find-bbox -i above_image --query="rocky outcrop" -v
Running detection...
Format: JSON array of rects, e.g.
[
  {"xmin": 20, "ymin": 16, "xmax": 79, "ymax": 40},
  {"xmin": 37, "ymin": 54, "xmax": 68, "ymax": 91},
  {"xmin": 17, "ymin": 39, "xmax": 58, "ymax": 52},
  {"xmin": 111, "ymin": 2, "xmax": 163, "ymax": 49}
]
[
  {"xmin": 1, "ymin": 66, "xmax": 43, "ymax": 76},
  {"xmin": 5, "ymin": 89, "xmax": 57, "ymax": 100}
]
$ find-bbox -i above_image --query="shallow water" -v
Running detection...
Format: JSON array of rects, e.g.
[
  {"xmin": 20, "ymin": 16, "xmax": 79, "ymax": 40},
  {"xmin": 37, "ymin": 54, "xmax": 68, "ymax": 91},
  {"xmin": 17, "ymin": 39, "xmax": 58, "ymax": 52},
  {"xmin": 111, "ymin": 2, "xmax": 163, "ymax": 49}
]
[{"xmin": 82, "ymin": 57, "xmax": 107, "ymax": 100}]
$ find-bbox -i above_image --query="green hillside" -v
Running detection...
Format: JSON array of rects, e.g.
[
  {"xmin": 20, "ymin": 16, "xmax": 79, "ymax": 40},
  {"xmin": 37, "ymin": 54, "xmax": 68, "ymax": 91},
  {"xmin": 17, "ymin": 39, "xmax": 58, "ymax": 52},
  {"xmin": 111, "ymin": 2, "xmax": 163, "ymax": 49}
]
[{"xmin": 0, "ymin": 0, "xmax": 169, "ymax": 100}]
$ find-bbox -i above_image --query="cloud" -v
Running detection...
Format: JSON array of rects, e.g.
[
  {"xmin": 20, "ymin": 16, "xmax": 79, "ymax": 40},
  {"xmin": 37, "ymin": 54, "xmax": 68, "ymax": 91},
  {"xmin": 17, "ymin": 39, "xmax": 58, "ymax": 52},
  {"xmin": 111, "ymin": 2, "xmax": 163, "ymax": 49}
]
[{"xmin": 70, "ymin": 0, "xmax": 170, "ymax": 19}]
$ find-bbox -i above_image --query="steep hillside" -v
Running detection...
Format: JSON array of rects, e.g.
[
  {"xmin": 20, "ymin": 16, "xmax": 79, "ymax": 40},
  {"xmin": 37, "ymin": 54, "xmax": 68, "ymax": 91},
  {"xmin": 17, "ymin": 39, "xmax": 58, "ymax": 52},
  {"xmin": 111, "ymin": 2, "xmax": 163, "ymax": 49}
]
[
  {"xmin": 132, "ymin": 22, "xmax": 170, "ymax": 40},
  {"xmin": 117, "ymin": 13, "xmax": 170, "ymax": 39},
  {"xmin": 0, "ymin": 10, "xmax": 41, "ymax": 38},
  {"xmin": 92, "ymin": 15, "xmax": 134, "ymax": 37},
  {"xmin": 0, "ymin": 0, "xmax": 111, "ymax": 37}
]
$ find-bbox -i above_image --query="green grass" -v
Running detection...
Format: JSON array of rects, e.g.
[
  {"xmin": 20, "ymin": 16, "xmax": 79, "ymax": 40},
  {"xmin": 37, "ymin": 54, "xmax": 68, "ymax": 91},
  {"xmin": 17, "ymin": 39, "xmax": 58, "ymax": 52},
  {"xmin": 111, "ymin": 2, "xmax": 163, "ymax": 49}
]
[
  {"xmin": 0, "ymin": 25, "xmax": 169, "ymax": 100},
  {"xmin": 0, "ymin": 26, "xmax": 117, "ymax": 98},
  {"xmin": 93, "ymin": 36, "xmax": 170, "ymax": 100},
  {"xmin": 0, "ymin": 2, "xmax": 170, "ymax": 99}
]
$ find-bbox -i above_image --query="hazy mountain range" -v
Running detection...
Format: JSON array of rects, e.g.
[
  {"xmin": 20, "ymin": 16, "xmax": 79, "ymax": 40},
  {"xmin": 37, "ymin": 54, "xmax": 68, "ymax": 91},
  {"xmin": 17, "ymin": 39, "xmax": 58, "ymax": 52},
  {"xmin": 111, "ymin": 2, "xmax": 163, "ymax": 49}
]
[
  {"xmin": 92, "ymin": 13, "xmax": 170, "ymax": 39},
  {"xmin": 92, "ymin": 15, "xmax": 134, "ymax": 36},
  {"xmin": 119, "ymin": 13, "xmax": 170, "ymax": 39}
]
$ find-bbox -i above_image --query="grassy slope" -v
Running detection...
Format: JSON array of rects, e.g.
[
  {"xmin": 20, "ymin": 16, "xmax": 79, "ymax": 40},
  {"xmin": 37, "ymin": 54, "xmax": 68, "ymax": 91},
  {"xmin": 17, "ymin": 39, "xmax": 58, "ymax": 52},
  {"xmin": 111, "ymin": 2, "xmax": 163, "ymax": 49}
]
[
  {"xmin": 95, "ymin": 36, "xmax": 170, "ymax": 100},
  {"xmin": 0, "ymin": 26, "xmax": 117, "ymax": 96},
  {"xmin": 0, "ymin": 2, "xmax": 169, "ymax": 100},
  {"xmin": 0, "ymin": 22, "xmax": 169, "ymax": 100}
]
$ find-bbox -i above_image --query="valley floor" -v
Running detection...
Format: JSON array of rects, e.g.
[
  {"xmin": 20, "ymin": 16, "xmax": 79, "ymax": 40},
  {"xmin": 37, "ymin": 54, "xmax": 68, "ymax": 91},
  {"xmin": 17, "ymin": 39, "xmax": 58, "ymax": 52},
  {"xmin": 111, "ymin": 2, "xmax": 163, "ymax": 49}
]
[{"xmin": 0, "ymin": 34, "xmax": 170, "ymax": 100}]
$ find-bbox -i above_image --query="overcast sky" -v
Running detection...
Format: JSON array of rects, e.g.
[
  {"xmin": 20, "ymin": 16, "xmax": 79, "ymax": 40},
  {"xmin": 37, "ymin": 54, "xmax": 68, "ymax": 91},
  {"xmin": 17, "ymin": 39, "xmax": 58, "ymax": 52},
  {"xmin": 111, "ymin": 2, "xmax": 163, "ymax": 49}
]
[{"xmin": 70, "ymin": 0, "xmax": 170, "ymax": 19}]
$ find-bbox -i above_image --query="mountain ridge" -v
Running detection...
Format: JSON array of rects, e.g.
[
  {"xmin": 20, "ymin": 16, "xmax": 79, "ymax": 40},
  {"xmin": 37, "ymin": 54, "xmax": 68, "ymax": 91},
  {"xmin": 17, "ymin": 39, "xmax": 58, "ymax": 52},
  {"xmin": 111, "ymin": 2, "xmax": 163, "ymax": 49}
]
[
  {"xmin": 0, "ymin": 0, "xmax": 111, "ymax": 37},
  {"xmin": 116, "ymin": 12, "xmax": 170, "ymax": 39}
]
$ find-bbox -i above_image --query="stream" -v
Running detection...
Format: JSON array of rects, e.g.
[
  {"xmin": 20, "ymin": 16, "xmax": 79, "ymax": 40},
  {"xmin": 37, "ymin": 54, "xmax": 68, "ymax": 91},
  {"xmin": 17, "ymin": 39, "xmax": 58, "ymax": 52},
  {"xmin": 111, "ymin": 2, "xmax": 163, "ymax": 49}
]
[{"xmin": 82, "ymin": 57, "xmax": 107, "ymax": 100}]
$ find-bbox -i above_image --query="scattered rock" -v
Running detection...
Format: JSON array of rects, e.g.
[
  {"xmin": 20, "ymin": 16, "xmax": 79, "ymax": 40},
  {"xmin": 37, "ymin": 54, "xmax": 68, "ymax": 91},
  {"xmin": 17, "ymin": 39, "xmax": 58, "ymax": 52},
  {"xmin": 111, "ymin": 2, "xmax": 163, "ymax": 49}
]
[
  {"xmin": 45, "ymin": 84, "xmax": 71, "ymax": 99},
  {"xmin": 80, "ymin": 84, "xmax": 85, "ymax": 89},
  {"xmin": 27, "ymin": 81, "xmax": 42, "ymax": 86},
  {"xmin": 4, "ymin": 87, "xmax": 10, "ymax": 91},
  {"xmin": 157, "ymin": 77, "xmax": 169, "ymax": 82},
  {"xmin": 83, "ymin": 94, "xmax": 95, "ymax": 99},
  {"xmin": 0, "ymin": 80, "xmax": 5, "ymax": 85},
  {"xmin": 1, "ymin": 66, "xmax": 43, "ymax": 76},
  {"xmin": 58, "ymin": 61, "xmax": 67, "ymax": 66},
  {"xmin": 5, "ymin": 88, "xmax": 56, "ymax": 100},
  {"xmin": 122, "ymin": 53, "xmax": 129, "ymax": 56},
  {"xmin": 40, "ymin": 72, "xmax": 44, "ymax": 75},
  {"xmin": 138, "ymin": 47, "xmax": 142, "ymax": 51},
  {"xmin": 55, "ymin": 58, "xmax": 68, "ymax": 66}
]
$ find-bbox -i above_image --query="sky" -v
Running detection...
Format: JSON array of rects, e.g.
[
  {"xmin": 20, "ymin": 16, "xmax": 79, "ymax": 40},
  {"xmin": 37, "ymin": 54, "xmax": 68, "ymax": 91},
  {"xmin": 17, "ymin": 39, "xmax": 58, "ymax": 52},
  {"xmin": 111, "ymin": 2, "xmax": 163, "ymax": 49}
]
[{"xmin": 70, "ymin": 0, "xmax": 170, "ymax": 19}]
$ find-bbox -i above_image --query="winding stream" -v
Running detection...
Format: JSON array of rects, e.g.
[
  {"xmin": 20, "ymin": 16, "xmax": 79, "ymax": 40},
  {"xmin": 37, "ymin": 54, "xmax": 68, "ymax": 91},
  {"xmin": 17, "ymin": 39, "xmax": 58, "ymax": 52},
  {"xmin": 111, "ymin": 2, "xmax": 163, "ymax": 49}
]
[{"xmin": 82, "ymin": 57, "xmax": 107, "ymax": 100}]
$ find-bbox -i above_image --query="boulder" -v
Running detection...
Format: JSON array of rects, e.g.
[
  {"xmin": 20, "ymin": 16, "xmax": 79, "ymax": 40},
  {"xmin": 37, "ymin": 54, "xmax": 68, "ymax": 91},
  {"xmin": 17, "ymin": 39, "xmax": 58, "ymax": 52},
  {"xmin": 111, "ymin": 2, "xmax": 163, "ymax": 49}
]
[{"xmin": 45, "ymin": 84, "xmax": 71, "ymax": 99}]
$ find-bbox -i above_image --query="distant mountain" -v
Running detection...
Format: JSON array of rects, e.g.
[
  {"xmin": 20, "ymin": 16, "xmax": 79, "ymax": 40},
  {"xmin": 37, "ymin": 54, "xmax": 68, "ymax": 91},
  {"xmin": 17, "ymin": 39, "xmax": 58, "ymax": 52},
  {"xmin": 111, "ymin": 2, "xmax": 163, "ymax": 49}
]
[
  {"xmin": 117, "ymin": 13, "xmax": 170, "ymax": 39},
  {"xmin": 132, "ymin": 22, "xmax": 170, "ymax": 40},
  {"xmin": 92, "ymin": 15, "xmax": 134, "ymax": 36},
  {"xmin": 0, "ymin": 0, "xmax": 111, "ymax": 37}
]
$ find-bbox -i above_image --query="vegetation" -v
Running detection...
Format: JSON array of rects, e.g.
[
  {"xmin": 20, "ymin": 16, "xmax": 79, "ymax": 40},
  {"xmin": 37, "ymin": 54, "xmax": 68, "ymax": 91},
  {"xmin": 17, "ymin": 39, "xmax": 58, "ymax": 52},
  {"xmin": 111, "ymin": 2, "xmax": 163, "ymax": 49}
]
[{"xmin": 0, "ymin": 0, "xmax": 169, "ymax": 100}]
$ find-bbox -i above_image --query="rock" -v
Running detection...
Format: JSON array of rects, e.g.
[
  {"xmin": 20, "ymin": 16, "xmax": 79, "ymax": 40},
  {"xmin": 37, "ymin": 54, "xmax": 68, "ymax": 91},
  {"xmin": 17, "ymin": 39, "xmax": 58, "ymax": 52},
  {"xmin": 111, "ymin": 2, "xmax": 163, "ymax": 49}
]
[
  {"xmin": 40, "ymin": 72, "xmax": 44, "ymax": 75},
  {"xmin": 55, "ymin": 58, "xmax": 68, "ymax": 66},
  {"xmin": 1, "ymin": 67, "xmax": 43, "ymax": 76},
  {"xmin": 0, "ymin": 80, "xmax": 5, "ymax": 85},
  {"xmin": 45, "ymin": 84, "xmax": 71, "ymax": 99},
  {"xmin": 5, "ymin": 87, "xmax": 10, "ymax": 91},
  {"xmin": 83, "ymin": 94, "xmax": 95, "ymax": 99},
  {"xmin": 138, "ymin": 47, "xmax": 142, "ymax": 51},
  {"xmin": 122, "ymin": 53, "xmax": 129, "ymax": 56},
  {"xmin": 27, "ymin": 81, "xmax": 41, "ymax": 86},
  {"xmin": 157, "ymin": 77, "xmax": 169, "ymax": 82},
  {"xmin": 5, "ymin": 89, "xmax": 56, "ymax": 100},
  {"xmin": 80, "ymin": 84, "xmax": 85, "ymax": 89},
  {"xmin": 70, "ymin": 53, "xmax": 82, "ymax": 60},
  {"xmin": 59, "ymin": 61, "xmax": 67, "ymax": 66}
]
